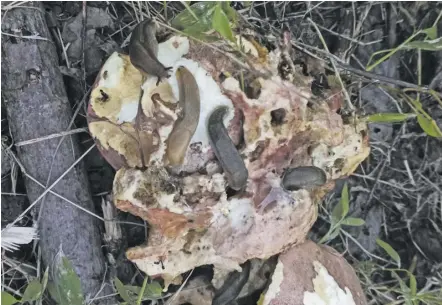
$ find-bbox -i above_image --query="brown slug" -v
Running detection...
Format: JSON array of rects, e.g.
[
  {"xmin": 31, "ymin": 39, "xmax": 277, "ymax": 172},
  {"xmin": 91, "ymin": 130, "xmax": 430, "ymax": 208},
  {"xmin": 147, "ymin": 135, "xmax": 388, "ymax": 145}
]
[
  {"xmin": 207, "ymin": 106, "xmax": 248, "ymax": 190},
  {"xmin": 165, "ymin": 66, "xmax": 201, "ymax": 166},
  {"xmin": 129, "ymin": 19, "xmax": 171, "ymax": 84}
]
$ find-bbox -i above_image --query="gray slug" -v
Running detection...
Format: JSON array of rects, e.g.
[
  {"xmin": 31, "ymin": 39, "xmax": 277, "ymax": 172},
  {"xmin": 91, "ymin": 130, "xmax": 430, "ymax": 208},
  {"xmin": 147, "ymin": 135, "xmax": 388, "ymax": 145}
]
[
  {"xmin": 212, "ymin": 260, "xmax": 251, "ymax": 305},
  {"xmin": 281, "ymin": 166, "xmax": 327, "ymax": 191},
  {"xmin": 165, "ymin": 66, "xmax": 200, "ymax": 166},
  {"xmin": 207, "ymin": 106, "xmax": 248, "ymax": 190},
  {"xmin": 128, "ymin": 19, "xmax": 171, "ymax": 84}
]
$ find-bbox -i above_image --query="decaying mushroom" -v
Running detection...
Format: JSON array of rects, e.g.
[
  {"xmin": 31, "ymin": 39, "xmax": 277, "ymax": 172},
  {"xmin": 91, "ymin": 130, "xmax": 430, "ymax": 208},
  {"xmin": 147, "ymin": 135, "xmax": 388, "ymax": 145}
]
[
  {"xmin": 260, "ymin": 240, "xmax": 367, "ymax": 305},
  {"xmin": 87, "ymin": 18, "xmax": 370, "ymax": 304}
]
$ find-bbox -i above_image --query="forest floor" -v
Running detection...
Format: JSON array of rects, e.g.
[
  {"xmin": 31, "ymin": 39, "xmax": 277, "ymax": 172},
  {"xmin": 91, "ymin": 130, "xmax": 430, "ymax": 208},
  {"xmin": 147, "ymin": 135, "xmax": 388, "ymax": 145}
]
[{"xmin": 2, "ymin": 2, "xmax": 442, "ymax": 304}]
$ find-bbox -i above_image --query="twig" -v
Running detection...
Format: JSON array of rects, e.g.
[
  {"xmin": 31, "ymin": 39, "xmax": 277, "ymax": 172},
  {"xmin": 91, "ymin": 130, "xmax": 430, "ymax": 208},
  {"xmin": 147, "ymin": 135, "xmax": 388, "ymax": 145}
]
[
  {"xmin": 6, "ymin": 147, "xmax": 144, "ymax": 228},
  {"xmin": 14, "ymin": 128, "xmax": 88, "ymax": 147},
  {"xmin": 8, "ymin": 144, "xmax": 96, "ymax": 228},
  {"xmin": 307, "ymin": 18, "xmax": 354, "ymax": 112},
  {"xmin": 1, "ymin": 32, "xmax": 51, "ymax": 42},
  {"xmin": 57, "ymin": 27, "xmax": 70, "ymax": 69}
]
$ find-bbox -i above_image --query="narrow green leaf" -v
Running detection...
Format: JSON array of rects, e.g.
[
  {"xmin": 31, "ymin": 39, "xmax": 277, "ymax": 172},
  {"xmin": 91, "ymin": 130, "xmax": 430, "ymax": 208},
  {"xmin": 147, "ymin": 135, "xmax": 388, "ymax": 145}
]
[
  {"xmin": 212, "ymin": 4, "xmax": 236, "ymax": 43},
  {"xmin": 417, "ymin": 114, "xmax": 442, "ymax": 138},
  {"xmin": 377, "ymin": 238, "xmax": 401, "ymax": 267},
  {"xmin": 319, "ymin": 226, "xmax": 341, "ymax": 244},
  {"xmin": 409, "ymin": 273, "xmax": 417, "ymax": 297},
  {"xmin": 221, "ymin": 1, "xmax": 239, "ymax": 24},
  {"xmin": 114, "ymin": 278, "xmax": 131, "ymax": 303},
  {"xmin": 391, "ymin": 270, "xmax": 409, "ymax": 293},
  {"xmin": 41, "ymin": 267, "xmax": 49, "ymax": 292},
  {"xmin": 422, "ymin": 26, "xmax": 437, "ymax": 40},
  {"xmin": 341, "ymin": 217, "xmax": 365, "ymax": 226},
  {"xmin": 21, "ymin": 279, "xmax": 43, "ymax": 302},
  {"xmin": 340, "ymin": 183, "xmax": 349, "ymax": 218},
  {"xmin": 404, "ymin": 38, "xmax": 442, "ymax": 51},
  {"xmin": 331, "ymin": 201, "xmax": 343, "ymax": 225},
  {"xmin": 1, "ymin": 292, "xmax": 19, "ymax": 305},
  {"xmin": 366, "ymin": 113, "xmax": 414, "ymax": 123}
]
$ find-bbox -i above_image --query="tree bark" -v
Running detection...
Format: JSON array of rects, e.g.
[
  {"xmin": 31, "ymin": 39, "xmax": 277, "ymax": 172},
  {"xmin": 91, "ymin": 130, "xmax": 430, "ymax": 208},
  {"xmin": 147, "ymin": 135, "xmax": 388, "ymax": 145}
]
[{"xmin": 1, "ymin": 3, "xmax": 114, "ymax": 303}]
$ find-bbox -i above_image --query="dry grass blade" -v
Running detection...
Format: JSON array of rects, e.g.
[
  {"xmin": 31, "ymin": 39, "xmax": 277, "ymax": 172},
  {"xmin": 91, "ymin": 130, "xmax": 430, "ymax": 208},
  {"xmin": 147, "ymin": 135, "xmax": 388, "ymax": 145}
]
[{"xmin": 14, "ymin": 128, "xmax": 88, "ymax": 147}]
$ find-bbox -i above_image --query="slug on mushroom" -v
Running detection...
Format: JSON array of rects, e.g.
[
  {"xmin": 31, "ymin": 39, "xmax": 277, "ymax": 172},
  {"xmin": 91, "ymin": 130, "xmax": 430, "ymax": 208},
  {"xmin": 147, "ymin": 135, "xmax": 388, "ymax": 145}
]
[
  {"xmin": 281, "ymin": 166, "xmax": 327, "ymax": 191},
  {"xmin": 165, "ymin": 66, "xmax": 201, "ymax": 166},
  {"xmin": 258, "ymin": 166, "xmax": 327, "ymax": 214},
  {"xmin": 207, "ymin": 106, "xmax": 248, "ymax": 191},
  {"xmin": 129, "ymin": 19, "xmax": 172, "ymax": 84}
]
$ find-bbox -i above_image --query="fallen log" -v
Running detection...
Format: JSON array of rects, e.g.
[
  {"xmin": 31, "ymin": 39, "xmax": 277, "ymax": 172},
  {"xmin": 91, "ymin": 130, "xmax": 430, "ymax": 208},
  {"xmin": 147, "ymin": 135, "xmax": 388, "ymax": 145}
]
[{"xmin": 1, "ymin": 3, "xmax": 115, "ymax": 303}]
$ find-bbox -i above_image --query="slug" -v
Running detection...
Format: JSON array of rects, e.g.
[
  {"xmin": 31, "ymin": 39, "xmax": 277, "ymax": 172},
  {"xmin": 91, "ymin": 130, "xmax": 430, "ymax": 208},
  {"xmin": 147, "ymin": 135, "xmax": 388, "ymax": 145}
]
[
  {"xmin": 207, "ymin": 106, "xmax": 248, "ymax": 191},
  {"xmin": 281, "ymin": 166, "xmax": 327, "ymax": 191},
  {"xmin": 165, "ymin": 66, "xmax": 200, "ymax": 165},
  {"xmin": 212, "ymin": 260, "xmax": 251, "ymax": 305},
  {"xmin": 128, "ymin": 19, "xmax": 171, "ymax": 84}
]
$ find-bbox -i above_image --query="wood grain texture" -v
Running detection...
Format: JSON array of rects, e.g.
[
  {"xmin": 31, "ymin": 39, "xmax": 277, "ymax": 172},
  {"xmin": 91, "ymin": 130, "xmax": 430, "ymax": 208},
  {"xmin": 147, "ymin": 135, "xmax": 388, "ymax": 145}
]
[{"xmin": 1, "ymin": 3, "xmax": 115, "ymax": 303}]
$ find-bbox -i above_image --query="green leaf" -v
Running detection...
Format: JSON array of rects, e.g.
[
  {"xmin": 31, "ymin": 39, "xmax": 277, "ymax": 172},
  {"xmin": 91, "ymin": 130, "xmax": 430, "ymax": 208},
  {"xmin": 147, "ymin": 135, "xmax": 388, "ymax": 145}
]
[
  {"xmin": 172, "ymin": 2, "xmax": 217, "ymax": 31},
  {"xmin": 331, "ymin": 202, "xmax": 343, "ymax": 225},
  {"xmin": 221, "ymin": 1, "xmax": 239, "ymax": 24},
  {"xmin": 114, "ymin": 278, "xmax": 132, "ymax": 303},
  {"xmin": 376, "ymin": 238, "xmax": 401, "ymax": 267},
  {"xmin": 340, "ymin": 183, "xmax": 349, "ymax": 218},
  {"xmin": 21, "ymin": 279, "xmax": 43, "ymax": 302},
  {"xmin": 366, "ymin": 113, "xmax": 414, "ymax": 123},
  {"xmin": 319, "ymin": 226, "xmax": 341, "ymax": 244},
  {"xmin": 212, "ymin": 4, "xmax": 236, "ymax": 43},
  {"xmin": 331, "ymin": 183, "xmax": 350, "ymax": 225},
  {"xmin": 125, "ymin": 282, "xmax": 163, "ymax": 300},
  {"xmin": 409, "ymin": 273, "xmax": 417, "ymax": 297},
  {"xmin": 404, "ymin": 38, "xmax": 442, "ymax": 51},
  {"xmin": 142, "ymin": 281, "xmax": 162, "ymax": 298},
  {"xmin": 51, "ymin": 251, "xmax": 84, "ymax": 305},
  {"xmin": 47, "ymin": 282, "xmax": 62, "ymax": 304},
  {"xmin": 1, "ymin": 292, "xmax": 19, "ymax": 305},
  {"xmin": 417, "ymin": 114, "xmax": 442, "ymax": 138},
  {"xmin": 182, "ymin": 24, "xmax": 220, "ymax": 42},
  {"xmin": 41, "ymin": 267, "xmax": 49, "ymax": 292},
  {"xmin": 422, "ymin": 26, "xmax": 437, "ymax": 40},
  {"xmin": 341, "ymin": 217, "xmax": 365, "ymax": 226}
]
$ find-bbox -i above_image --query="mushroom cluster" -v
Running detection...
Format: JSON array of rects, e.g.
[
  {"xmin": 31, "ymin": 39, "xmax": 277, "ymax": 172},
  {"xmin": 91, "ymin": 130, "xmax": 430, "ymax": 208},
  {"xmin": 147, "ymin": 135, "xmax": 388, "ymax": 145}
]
[{"xmin": 87, "ymin": 19, "xmax": 370, "ymax": 303}]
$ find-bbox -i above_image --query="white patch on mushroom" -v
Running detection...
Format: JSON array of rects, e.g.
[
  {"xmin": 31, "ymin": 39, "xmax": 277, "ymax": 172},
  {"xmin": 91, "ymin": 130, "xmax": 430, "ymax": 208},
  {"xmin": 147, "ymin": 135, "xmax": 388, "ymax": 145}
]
[
  {"xmin": 227, "ymin": 198, "xmax": 255, "ymax": 232},
  {"xmin": 303, "ymin": 261, "xmax": 356, "ymax": 305},
  {"xmin": 262, "ymin": 259, "xmax": 284, "ymax": 305},
  {"xmin": 98, "ymin": 52, "xmax": 124, "ymax": 89},
  {"xmin": 157, "ymin": 36, "xmax": 190, "ymax": 67},
  {"xmin": 117, "ymin": 101, "xmax": 139, "ymax": 123}
]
